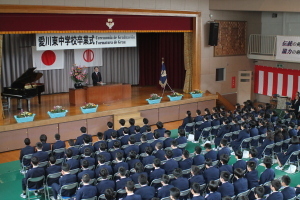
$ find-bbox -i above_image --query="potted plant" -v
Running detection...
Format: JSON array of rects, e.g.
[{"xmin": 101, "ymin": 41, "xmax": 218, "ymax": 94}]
[
  {"xmin": 190, "ymin": 89, "xmax": 204, "ymax": 98},
  {"xmin": 70, "ymin": 64, "xmax": 88, "ymax": 89},
  {"xmin": 167, "ymin": 91, "xmax": 184, "ymax": 101},
  {"xmin": 81, "ymin": 103, "xmax": 98, "ymax": 114},
  {"xmin": 14, "ymin": 111, "xmax": 35, "ymax": 123},
  {"xmin": 47, "ymin": 105, "xmax": 68, "ymax": 118},
  {"xmin": 146, "ymin": 94, "xmax": 162, "ymax": 104}
]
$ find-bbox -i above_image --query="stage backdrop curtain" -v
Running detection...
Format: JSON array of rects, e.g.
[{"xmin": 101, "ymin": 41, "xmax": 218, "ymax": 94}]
[
  {"xmin": 138, "ymin": 33, "xmax": 185, "ymax": 89},
  {"xmin": 183, "ymin": 32, "xmax": 193, "ymax": 93},
  {"xmin": 1, "ymin": 34, "xmax": 139, "ymax": 94},
  {"xmin": 0, "ymin": 35, "xmax": 3, "ymax": 119}
]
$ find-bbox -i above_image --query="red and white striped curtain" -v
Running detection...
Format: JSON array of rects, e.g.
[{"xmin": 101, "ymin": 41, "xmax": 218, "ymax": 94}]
[{"xmin": 254, "ymin": 65, "xmax": 300, "ymax": 99}]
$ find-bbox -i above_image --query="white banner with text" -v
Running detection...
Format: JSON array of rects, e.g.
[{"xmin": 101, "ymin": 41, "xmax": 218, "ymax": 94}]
[{"xmin": 276, "ymin": 35, "xmax": 300, "ymax": 62}]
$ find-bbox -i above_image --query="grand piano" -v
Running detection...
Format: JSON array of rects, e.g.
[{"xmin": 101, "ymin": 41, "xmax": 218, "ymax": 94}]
[{"xmin": 2, "ymin": 68, "xmax": 45, "ymax": 111}]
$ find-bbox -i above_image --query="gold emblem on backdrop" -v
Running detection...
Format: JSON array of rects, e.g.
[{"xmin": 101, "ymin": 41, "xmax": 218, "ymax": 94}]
[{"xmin": 106, "ymin": 18, "xmax": 114, "ymax": 29}]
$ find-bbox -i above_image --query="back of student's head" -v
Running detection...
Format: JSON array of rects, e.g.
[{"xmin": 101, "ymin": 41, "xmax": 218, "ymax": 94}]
[
  {"xmin": 156, "ymin": 142, "xmax": 163, "ymax": 150},
  {"xmin": 263, "ymin": 156, "xmax": 272, "ymax": 168},
  {"xmin": 170, "ymin": 187, "xmax": 180, "ymax": 199},
  {"xmin": 254, "ymin": 186, "xmax": 265, "ymax": 198},
  {"xmin": 83, "ymin": 134, "xmax": 90, "ymax": 144},
  {"xmin": 100, "ymin": 168, "xmax": 109, "ymax": 179},
  {"xmin": 205, "ymin": 158, "xmax": 212, "ymax": 167},
  {"xmin": 24, "ymin": 138, "xmax": 31, "ymax": 145},
  {"xmin": 235, "ymin": 150, "xmax": 243, "ymax": 159},
  {"xmin": 220, "ymin": 138, "xmax": 228, "ymax": 147},
  {"xmin": 145, "ymin": 146, "xmax": 153, "ymax": 155},
  {"xmin": 116, "ymin": 151, "xmax": 123, "ymax": 161},
  {"xmin": 97, "ymin": 154, "xmax": 106, "ymax": 164},
  {"xmin": 84, "ymin": 147, "xmax": 91, "ymax": 156},
  {"xmin": 135, "ymin": 125, "xmax": 141, "ymax": 132},
  {"xmin": 129, "ymin": 135, "xmax": 136, "ymax": 144},
  {"xmin": 107, "ymin": 121, "xmax": 113, "ymax": 128},
  {"xmin": 118, "ymin": 166, "xmax": 127, "ymax": 176},
  {"xmin": 178, "ymin": 128, "xmax": 185, "ymax": 136},
  {"xmin": 204, "ymin": 143, "xmax": 212, "ymax": 150},
  {"xmin": 191, "ymin": 165, "xmax": 200, "ymax": 175},
  {"xmin": 173, "ymin": 168, "xmax": 182, "ymax": 178},
  {"xmin": 161, "ymin": 174, "xmax": 170, "ymax": 184},
  {"xmin": 66, "ymin": 148, "xmax": 73, "ymax": 158},
  {"xmin": 165, "ymin": 149, "xmax": 173, "ymax": 159},
  {"xmin": 141, "ymin": 134, "xmax": 147, "ymax": 142},
  {"xmin": 114, "ymin": 140, "xmax": 121, "ymax": 148},
  {"xmin": 82, "ymin": 159, "xmax": 89, "ymax": 168},
  {"xmin": 234, "ymin": 168, "xmax": 244, "ymax": 178},
  {"xmin": 291, "ymin": 135, "xmax": 299, "ymax": 144},
  {"xmin": 125, "ymin": 180, "xmax": 135, "ymax": 192},
  {"xmin": 222, "ymin": 197, "xmax": 232, "ymax": 200},
  {"xmin": 97, "ymin": 132, "xmax": 104, "ymax": 140},
  {"xmin": 55, "ymin": 133, "xmax": 61, "ymax": 140},
  {"xmin": 191, "ymin": 182, "xmax": 201, "ymax": 194},
  {"xmin": 164, "ymin": 130, "xmax": 171, "ymax": 137},
  {"xmin": 99, "ymin": 142, "xmax": 107, "ymax": 151},
  {"xmin": 156, "ymin": 121, "xmax": 163, "ymax": 129},
  {"xmin": 80, "ymin": 126, "xmax": 86, "ymax": 133},
  {"xmin": 182, "ymin": 150, "xmax": 189, "ymax": 159},
  {"xmin": 247, "ymin": 161, "xmax": 256, "ymax": 171},
  {"xmin": 123, "ymin": 127, "xmax": 129, "ymax": 134},
  {"xmin": 281, "ymin": 175, "xmax": 291, "ymax": 186},
  {"xmin": 49, "ymin": 156, "xmax": 56, "ymax": 165},
  {"xmin": 68, "ymin": 139, "xmax": 75, "ymax": 147},
  {"xmin": 196, "ymin": 109, "xmax": 201, "ymax": 115},
  {"xmin": 171, "ymin": 140, "xmax": 178, "ymax": 147},
  {"xmin": 36, "ymin": 142, "xmax": 43, "ymax": 150},
  {"xmin": 249, "ymin": 147, "xmax": 257, "ymax": 158},
  {"xmin": 138, "ymin": 173, "xmax": 148, "ymax": 185},
  {"xmin": 271, "ymin": 179, "xmax": 281, "ymax": 191},
  {"xmin": 111, "ymin": 131, "xmax": 117, "ymax": 139},
  {"xmin": 31, "ymin": 156, "xmax": 39, "ymax": 166},
  {"xmin": 104, "ymin": 188, "xmax": 115, "ymax": 200},
  {"xmin": 129, "ymin": 150, "xmax": 137, "ymax": 159},
  {"xmin": 62, "ymin": 163, "xmax": 70, "ymax": 172},
  {"xmin": 220, "ymin": 171, "xmax": 230, "ymax": 182},
  {"xmin": 220, "ymin": 154, "xmax": 230, "ymax": 164},
  {"xmin": 82, "ymin": 173, "xmax": 90, "ymax": 183},
  {"xmin": 143, "ymin": 118, "xmax": 149, "ymax": 125},
  {"xmin": 119, "ymin": 119, "xmax": 125, "ymax": 126},
  {"xmin": 153, "ymin": 158, "xmax": 161, "ymax": 167},
  {"xmin": 195, "ymin": 146, "xmax": 202, "ymax": 154},
  {"xmin": 154, "ymin": 130, "xmax": 160, "ymax": 139},
  {"xmin": 129, "ymin": 118, "xmax": 135, "ymax": 126},
  {"xmin": 40, "ymin": 134, "xmax": 47, "ymax": 142},
  {"xmin": 146, "ymin": 125, "xmax": 151, "ymax": 132},
  {"xmin": 134, "ymin": 162, "xmax": 144, "ymax": 173},
  {"xmin": 208, "ymin": 180, "xmax": 219, "ymax": 192}
]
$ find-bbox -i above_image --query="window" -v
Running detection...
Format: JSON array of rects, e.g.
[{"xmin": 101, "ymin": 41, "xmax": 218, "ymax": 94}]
[{"xmin": 216, "ymin": 68, "xmax": 225, "ymax": 81}]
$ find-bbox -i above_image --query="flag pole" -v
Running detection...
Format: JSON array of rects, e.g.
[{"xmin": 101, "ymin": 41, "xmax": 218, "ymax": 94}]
[{"xmin": 161, "ymin": 57, "xmax": 166, "ymax": 97}]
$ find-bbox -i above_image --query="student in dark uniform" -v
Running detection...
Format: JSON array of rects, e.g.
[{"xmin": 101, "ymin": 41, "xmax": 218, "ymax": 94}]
[
  {"xmin": 171, "ymin": 140, "xmax": 183, "ymax": 158},
  {"xmin": 104, "ymin": 188, "xmax": 116, "ymax": 200},
  {"xmin": 135, "ymin": 174, "xmax": 155, "ymax": 200},
  {"xmin": 276, "ymin": 136, "xmax": 300, "ymax": 170},
  {"xmin": 179, "ymin": 150, "xmax": 192, "ymax": 171},
  {"xmin": 96, "ymin": 168, "xmax": 115, "ymax": 195},
  {"xmin": 97, "ymin": 142, "xmax": 111, "ymax": 162},
  {"xmin": 75, "ymin": 126, "xmax": 92, "ymax": 146},
  {"xmin": 77, "ymin": 160, "xmax": 95, "ymax": 182},
  {"xmin": 67, "ymin": 139, "xmax": 80, "ymax": 157},
  {"xmin": 217, "ymin": 171, "xmax": 234, "ymax": 198},
  {"xmin": 204, "ymin": 143, "xmax": 217, "ymax": 161},
  {"xmin": 123, "ymin": 181, "xmax": 141, "ymax": 200},
  {"xmin": 115, "ymin": 167, "xmax": 132, "ymax": 191},
  {"xmin": 193, "ymin": 146, "xmax": 205, "ymax": 165},
  {"xmin": 280, "ymin": 175, "xmax": 296, "ymax": 200},
  {"xmin": 154, "ymin": 121, "xmax": 166, "ymax": 138},
  {"xmin": 95, "ymin": 154, "xmax": 113, "ymax": 177},
  {"xmin": 128, "ymin": 118, "xmax": 136, "ymax": 135},
  {"xmin": 254, "ymin": 186, "xmax": 266, "ymax": 200},
  {"xmin": 157, "ymin": 174, "xmax": 174, "ymax": 199},
  {"xmin": 170, "ymin": 168, "xmax": 189, "ymax": 192},
  {"xmin": 40, "ymin": 134, "xmax": 51, "ymax": 151},
  {"xmin": 203, "ymin": 158, "xmax": 219, "ymax": 184},
  {"xmin": 266, "ymin": 180, "xmax": 283, "ymax": 200},
  {"xmin": 117, "ymin": 119, "xmax": 126, "ymax": 137},
  {"xmin": 140, "ymin": 118, "xmax": 149, "ymax": 134},
  {"xmin": 245, "ymin": 161, "xmax": 259, "ymax": 190},
  {"xmin": 93, "ymin": 132, "xmax": 106, "ymax": 152},
  {"xmin": 170, "ymin": 187, "xmax": 180, "ymax": 200},
  {"xmin": 217, "ymin": 139, "xmax": 231, "ymax": 160},
  {"xmin": 205, "ymin": 180, "xmax": 221, "ymax": 200},
  {"xmin": 113, "ymin": 152, "xmax": 128, "ymax": 174},
  {"xmin": 46, "ymin": 156, "xmax": 62, "ymax": 186},
  {"xmin": 108, "ymin": 131, "xmax": 119, "ymax": 150},
  {"xmin": 139, "ymin": 135, "xmax": 151, "ymax": 154},
  {"xmin": 259, "ymin": 157, "xmax": 275, "ymax": 194},
  {"xmin": 104, "ymin": 122, "xmax": 115, "ymax": 140},
  {"xmin": 162, "ymin": 150, "xmax": 178, "ymax": 175},
  {"xmin": 91, "ymin": 66, "xmax": 102, "ymax": 86},
  {"xmin": 32, "ymin": 142, "xmax": 49, "ymax": 162},
  {"xmin": 219, "ymin": 154, "xmax": 233, "ymax": 174},
  {"xmin": 233, "ymin": 150, "xmax": 246, "ymax": 171},
  {"xmin": 189, "ymin": 165, "xmax": 205, "ymax": 186},
  {"xmin": 190, "ymin": 182, "xmax": 205, "ymax": 200},
  {"xmin": 79, "ymin": 135, "xmax": 94, "ymax": 155},
  {"xmin": 124, "ymin": 136, "xmax": 139, "ymax": 157},
  {"xmin": 233, "ymin": 168, "xmax": 248, "ymax": 195},
  {"xmin": 178, "ymin": 110, "xmax": 194, "ymax": 133},
  {"xmin": 130, "ymin": 162, "xmax": 148, "ymax": 184},
  {"xmin": 65, "ymin": 149, "xmax": 80, "ymax": 170},
  {"xmin": 20, "ymin": 138, "xmax": 35, "ymax": 170},
  {"xmin": 141, "ymin": 146, "xmax": 155, "ymax": 166},
  {"xmin": 154, "ymin": 142, "xmax": 165, "ymax": 161},
  {"xmin": 176, "ymin": 129, "xmax": 187, "ymax": 146},
  {"xmin": 149, "ymin": 158, "xmax": 165, "ymax": 183},
  {"xmin": 76, "ymin": 174, "xmax": 97, "ymax": 200},
  {"xmin": 163, "ymin": 130, "xmax": 174, "ymax": 148}
]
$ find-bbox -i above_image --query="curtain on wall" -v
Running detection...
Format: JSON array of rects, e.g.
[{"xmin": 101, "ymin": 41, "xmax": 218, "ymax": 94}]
[
  {"xmin": 1, "ymin": 34, "xmax": 139, "ymax": 94},
  {"xmin": 183, "ymin": 32, "xmax": 193, "ymax": 93}
]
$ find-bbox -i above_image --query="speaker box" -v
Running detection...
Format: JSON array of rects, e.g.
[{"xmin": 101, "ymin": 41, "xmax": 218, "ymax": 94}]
[{"xmin": 208, "ymin": 22, "xmax": 219, "ymax": 46}]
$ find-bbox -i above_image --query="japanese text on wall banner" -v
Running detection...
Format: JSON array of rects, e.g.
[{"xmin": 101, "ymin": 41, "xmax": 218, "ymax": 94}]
[
  {"xmin": 36, "ymin": 32, "xmax": 137, "ymax": 50},
  {"xmin": 276, "ymin": 35, "xmax": 300, "ymax": 62}
]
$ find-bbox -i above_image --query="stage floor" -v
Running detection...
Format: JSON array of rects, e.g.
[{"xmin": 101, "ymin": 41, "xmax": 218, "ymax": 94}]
[{"xmin": 1, "ymin": 86, "xmax": 181, "ymax": 126}]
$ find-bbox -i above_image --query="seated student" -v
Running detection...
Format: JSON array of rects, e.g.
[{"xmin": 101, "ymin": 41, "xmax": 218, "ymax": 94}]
[
  {"xmin": 151, "ymin": 131, "xmax": 163, "ymax": 150},
  {"xmin": 75, "ymin": 126, "xmax": 92, "ymax": 146},
  {"xmin": 128, "ymin": 118, "xmax": 136, "ymax": 135},
  {"xmin": 93, "ymin": 132, "xmax": 106, "ymax": 152},
  {"xmin": 149, "ymin": 158, "xmax": 165, "ymax": 182},
  {"xmin": 256, "ymin": 130, "xmax": 274, "ymax": 159},
  {"xmin": 163, "ymin": 130, "xmax": 174, "ymax": 148},
  {"xmin": 195, "ymin": 116, "xmax": 211, "ymax": 141},
  {"xmin": 170, "ymin": 168, "xmax": 189, "ymax": 192},
  {"xmin": 140, "ymin": 135, "xmax": 151, "ymax": 153},
  {"xmin": 96, "ymin": 168, "xmax": 115, "ymax": 195},
  {"xmin": 276, "ymin": 136, "xmax": 300, "ymax": 170},
  {"xmin": 107, "ymin": 131, "xmax": 119, "ymax": 150},
  {"xmin": 194, "ymin": 109, "xmax": 204, "ymax": 123},
  {"xmin": 245, "ymin": 161, "xmax": 259, "ymax": 190},
  {"xmin": 142, "ymin": 146, "xmax": 155, "ymax": 166},
  {"xmin": 127, "ymin": 151, "xmax": 140, "ymax": 170},
  {"xmin": 249, "ymin": 121, "xmax": 259, "ymax": 146},
  {"xmin": 81, "ymin": 148, "xmax": 95, "ymax": 167},
  {"xmin": 190, "ymin": 182, "xmax": 205, "ymax": 200},
  {"xmin": 140, "ymin": 118, "xmax": 149, "ymax": 134},
  {"xmin": 171, "ymin": 140, "xmax": 183, "ymax": 158},
  {"xmin": 254, "ymin": 186, "xmax": 266, "ymax": 200},
  {"xmin": 117, "ymin": 119, "xmax": 126, "ymax": 137},
  {"xmin": 97, "ymin": 142, "xmax": 111, "ymax": 162},
  {"xmin": 178, "ymin": 110, "xmax": 194, "ymax": 132},
  {"xmin": 248, "ymin": 147, "xmax": 259, "ymax": 167},
  {"xmin": 217, "ymin": 139, "xmax": 231, "ymax": 160},
  {"xmin": 67, "ymin": 139, "xmax": 79, "ymax": 157},
  {"xmin": 176, "ymin": 128, "xmax": 188, "ymax": 146},
  {"xmin": 20, "ymin": 156, "xmax": 45, "ymax": 199},
  {"xmin": 231, "ymin": 123, "xmax": 250, "ymax": 152},
  {"xmin": 217, "ymin": 171, "xmax": 234, "ymax": 198},
  {"xmin": 189, "ymin": 165, "xmax": 205, "ymax": 186},
  {"xmin": 134, "ymin": 126, "xmax": 142, "ymax": 142},
  {"xmin": 230, "ymin": 118, "xmax": 241, "ymax": 134},
  {"xmin": 157, "ymin": 174, "xmax": 174, "ymax": 198},
  {"xmin": 154, "ymin": 142, "xmax": 166, "ymax": 161},
  {"xmin": 266, "ymin": 179, "xmax": 283, "ymax": 200},
  {"xmin": 204, "ymin": 143, "xmax": 217, "ymax": 161},
  {"xmin": 110, "ymin": 140, "xmax": 124, "ymax": 161},
  {"xmin": 280, "ymin": 175, "xmax": 296, "ymax": 200},
  {"xmin": 46, "ymin": 156, "xmax": 62, "ymax": 186},
  {"xmin": 162, "ymin": 150, "xmax": 179, "ymax": 175},
  {"xmin": 214, "ymin": 119, "xmax": 231, "ymax": 147},
  {"xmin": 123, "ymin": 180, "xmax": 141, "ymax": 200},
  {"xmin": 205, "ymin": 180, "xmax": 222, "ymax": 200},
  {"xmin": 113, "ymin": 152, "xmax": 128, "ymax": 174},
  {"xmin": 104, "ymin": 121, "xmax": 115, "ymax": 140},
  {"xmin": 33, "ymin": 142, "xmax": 49, "ymax": 162},
  {"xmin": 76, "ymin": 174, "xmax": 97, "ymax": 200},
  {"xmin": 179, "ymin": 150, "xmax": 193, "ymax": 171},
  {"xmin": 145, "ymin": 125, "xmax": 154, "ymax": 140},
  {"xmin": 65, "ymin": 149, "xmax": 80, "ymax": 170},
  {"xmin": 203, "ymin": 158, "xmax": 219, "ymax": 184},
  {"xmin": 169, "ymin": 187, "xmax": 181, "ymax": 200},
  {"xmin": 259, "ymin": 157, "xmax": 275, "ymax": 195},
  {"xmin": 219, "ymin": 154, "xmax": 233, "ymax": 174},
  {"xmin": 79, "ymin": 134, "xmax": 94, "ymax": 155},
  {"xmin": 104, "ymin": 188, "xmax": 116, "ymax": 200},
  {"xmin": 77, "ymin": 159, "xmax": 95, "ymax": 182},
  {"xmin": 130, "ymin": 162, "xmax": 148, "ymax": 184},
  {"xmin": 211, "ymin": 113, "xmax": 221, "ymax": 137},
  {"xmin": 121, "ymin": 127, "xmax": 130, "ymax": 146},
  {"xmin": 154, "ymin": 121, "xmax": 166, "ymax": 138},
  {"xmin": 288, "ymin": 122, "xmax": 297, "ymax": 137},
  {"xmin": 20, "ymin": 138, "xmax": 35, "ymax": 169},
  {"xmin": 115, "ymin": 166, "xmax": 132, "ymax": 191},
  {"xmin": 40, "ymin": 134, "xmax": 51, "ymax": 151},
  {"xmin": 193, "ymin": 146, "xmax": 205, "ymax": 165},
  {"xmin": 233, "ymin": 150, "xmax": 247, "ymax": 171},
  {"xmin": 233, "ymin": 168, "xmax": 248, "ymax": 195},
  {"xmin": 95, "ymin": 154, "xmax": 113, "ymax": 177},
  {"xmin": 135, "ymin": 174, "xmax": 155, "ymax": 200},
  {"xmin": 124, "ymin": 136, "xmax": 139, "ymax": 157},
  {"xmin": 51, "ymin": 163, "xmax": 77, "ymax": 200}
]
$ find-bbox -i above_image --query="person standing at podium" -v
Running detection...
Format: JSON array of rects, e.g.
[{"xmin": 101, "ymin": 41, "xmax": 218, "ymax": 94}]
[{"xmin": 92, "ymin": 67, "xmax": 102, "ymax": 86}]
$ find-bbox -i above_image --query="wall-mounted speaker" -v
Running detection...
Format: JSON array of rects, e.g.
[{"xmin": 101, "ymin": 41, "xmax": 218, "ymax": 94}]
[{"xmin": 208, "ymin": 22, "xmax": 219, "ymax": 46}]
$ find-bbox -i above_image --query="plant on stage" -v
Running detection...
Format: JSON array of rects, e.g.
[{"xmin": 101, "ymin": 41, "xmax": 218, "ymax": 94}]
[
  {"xmin": 170, "ymin": 91, "xmax": 183, "ymax": 97},
  {"xmin": 50, "ymin": 105, "xmax": 66, "ymax": 113},
  {"xmin": 70, "ymin": 64, "xmax": 88, "ymax": 83},
  {"xmin": 149, "ymin": 94, "xmax": 161, "ymax": 100},
  {"xmin": 191, "ymin": 89, "xmax": 204, "ymax": 94},
  {"xmin": 82, "ymin": 103, "xmax": 97, "ymax": 109},
  {"xmin": 17, "ymin": 111, "xmax": 33, "ymax": 118}
]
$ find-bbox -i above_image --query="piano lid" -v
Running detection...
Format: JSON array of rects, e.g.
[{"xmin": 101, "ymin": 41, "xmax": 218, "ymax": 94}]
[{"xmin": 11, "ymin": 68, "xmax": 43, "ymax": 88}]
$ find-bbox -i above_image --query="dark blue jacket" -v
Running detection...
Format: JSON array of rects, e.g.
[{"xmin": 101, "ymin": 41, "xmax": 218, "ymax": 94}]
[
  {"xmin": 189, "ymin": 175, "xmax": 205, "ymax": 185},
  {"xmin": 233, "ymin": 159, "xmax": 247, "ymax": 171},
  {"xmin": 94, "ymin": 164, "xmax": 113, "ymax": 177},
  {"xmin": 93, "ymin": 140, "xmax": 107, "ymax": 152},
  {"xmin": 260, "ymin": 168, "xmax": 275, "ymax": 194},
  {"xmin": 142, "ymin": 155, "xmax": 155, "ymax": 166},
  {"xmin": 124, "ymin": 145, "xmax": 139, "ymax": 157},
  {"xmin": 176, "ymin": 136, "xmax": 187, "ymax": 145},
  {"xmin": 234, "ymin": 178, "xmax": 248, "ymax": 195},
  {"xmin": 150, "ymin": 139, "xmax": 163, "ymax": 150},
  {"xmin": 113, "ymin": 162, "xmax": 129, "ymax": 174},
  {"xmin": 171, "ymin": 177, "xmax": 189, "ymax": 191},
  {"xmin": 245, "ymin": 170, "xmax": 259, "ymax": 189},
  {"xmin": 66, "ymin": 158, "xmax": 80, "ymax": 170},
  {"xmin": 266, "ymin": 192, "xmax": 283, "ymax": 200},
  {"xmin": 123, "ymin": 194, "xmax": 142, "ymax": 200},
  {"xmin": 162, "ymin": 159, "xmax": 178, "ymax": 175},
  {"xmin": 55, "ymin": 173, "xmax": 77, "ymax": 197},
  {"xmin": 218, "ymin": 182, "xmax": 234, "ymax": 197},
  {"xmin": 172, "ymin": 148, "xmax": 183, "ymax": 158},
  {"xmin": 164, "ymin": 138, "xmax": 174, "ymax": 148},
  {"xmin": 135, "ymin": 186, "xmax": 155, "ymax": 200},
  {"xmin": 96, "ymin": 179, "xmax": 115, "ymax": 194},
  {"xmin": 154, "ymin": 128, "xmax": 166, "ymax": 138},
  {"xmin": 33, "ymin": 151, "xmax": 49, "ymax": 162},
  {"xmin": 104, "ymin": 129, "xmax": 115, "ymax": 140},
  {"xmin": 154, "ymin": 149, "xmax": 166, "ymax": 161},
  {"xmin": 121, "ymin": 135, "xmax": 130, "ymax": 146},
  {"xmin": 129, "ymin": 125, "xmax": 136, "ymax": 135},
  {"xmin": 157, "ymin": 184, "xmax": 174, "ymax": 199},
  {"xmin": 217, "ymin": 147, "xmax": 231, "ymax": 160},
  {"xmin": 130, "ymin": 172, "xmax": 148, "ymax": 184},
  {"xmin": 52, "ymin": 140, "xmax": 65, "ymax": 150},
  {"xmin": 193, "ymin": 154, "xmax": 205, "ymax": 165},
  {"xmin": 205, "ymin": 192, "xmax": 221, "ymax": 200},
  {"xmin": 77, "ymin": 169, "xmax": 95, "ymax": 182},
  {"xmin": 116, "ymin": 177, "xmax": 132, "ymax": 190},
  {"xmin": 139, "ymin": 142, "xmax": 151, "ymax": 154},
  {"xmin": 219, "ymin": 164, "xmax": 233, "ymax": 174},
  {"xmin": 204, "ymin": 167, "xmax": 219, "ymax": 183},
  {"xmin": 46, "ymin": 165, "xmax": 62, "ymax": 185},
  {"xmin": 20, "ymin": 145, "xmax": 35, "ymax": 166},
  {"xmin": 76, "ymin": 185, "xmax": 97, "ymax": 200},
  {"xmin": 204, "ymin": 150, "xmax": 217, "ymax": 161},
  {"xmin": 75, "ymin": 134, "xmax": 92, "ymax": 145},
  {"xmin": 98, "ymin": 151, "xmax": 112, "ymax": 162},
  {"xmin": 149, "ymin": 168, "xmax": 165, "ymax": 182},
  {"xmin": 179, "ymin": 158, "xmax": 193, "ymax": 170},
  {"xmin": 25, "ymin": 167, "xmax": 45, "ymax": 189},
  {"xmin": 41, "ymin": 142, "xmax": 51, "ymax": 151},
  {"xmin": 281, "ymin": 186, "xmax": 296, "ymax": 200},
  {"xmin": 110, "ymin": 149, "xmax": 124, "ymax": 160}
]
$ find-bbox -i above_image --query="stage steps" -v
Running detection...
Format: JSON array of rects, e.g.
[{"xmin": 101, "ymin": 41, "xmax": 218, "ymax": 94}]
[{"xmin": 113, "ymin": 111, "xmax": 144, "ymax": 130}]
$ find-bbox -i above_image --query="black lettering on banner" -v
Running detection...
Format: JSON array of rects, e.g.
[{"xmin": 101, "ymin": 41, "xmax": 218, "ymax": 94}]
[
  {"xmin": 59, "ymin": 36, "xmax": 64, "ymax": 46},
  {"xmin": 77, "ymin": 36, "xmax": 83, "ymax": 45},
  {"xmin": 89, "ymin": 35, "xmax": 95, "ymax": 44},
  {"xmin": 65, "ymin": 36, "xmax": 71, "ymax": 46},
  {"xmin": 38, "ymin": 36, "xmax": 46, "ymax": 47},
  {"xmin": 52, "ymin": 36, "xmax": 58, "ymax": 46},
  {"xmin": 46, "ymin": 37, "xmax": 51, "ymax": 46},
  {"xmin": 71, "ymin": 36, "xmax": 77, "ymax": 45},
  {"xmin": 83, "ymin": 35, "xmax": 89, "ymax": 45}
]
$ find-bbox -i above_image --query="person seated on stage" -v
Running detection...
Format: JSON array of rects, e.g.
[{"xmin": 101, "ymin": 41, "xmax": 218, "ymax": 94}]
[
  {"xmin": 79, "ymin": 134, "xmax": 94, "ymax": 155},
  {"xmin": 121, "ymin": 127, "xmax": 130, "ymax": 146},
  {"xmin": 97, "ymin": 142, "xmax": 111, "ymax": 162},
  {"xmin": 46, "ymin": 156, "xmax": 62, "ymax": 186},
  {"xmin": 151, "ymin": 131, "xmax": 163, "ymax": 150},
  {"xmin": 76, "ymin": 174, "xmax": 97, "ymax": 200},
  {"xmin": 33, "ymin": 142, "xmax": 49, "ymax": 162},
  {"xmin": 40, "ymin": 134, "xmax": 51, "ymax": 151},
  {"xmin": 124, "ymin": 136, "xmax": 139, "ymax": 157},
  {"xmin": 276, "ymin": 136, "xmax": 300, "ymax": 170},
  {"xmin": 50, "ymin": 163, "xmax": 77, "ymax": 200},
  {"xmin": 219, "ymin": 154, "xmax": 233, "ymax": 174},
  {"xmin": 115, "ymin": 167, "xmax": 132, "ymax": 191},
  {"xmin": 145, "ymin": 125, "xmax": 154, "ymax": 140},
  {"xmin": 135, "ymin": 174, "xmax": 155, "ymax": 199},
  {"xmin": 67, "ymin": 139, "xmax": 79, "ymax": 157},
  {"xmin": 217, "ymin": 139, "xmax": 231, "ymax": 160},
  {"xmin": 20, "ymin": 138, "xmax": 35, "ymax": 170},
  {"xmin": 117, "ymin": 119, "xmax": 126, "ymax": 137},
  {"xmin": 193, "ymin": 146, "xmax": 205, "ymax": 165},
  {"xmin": 134, "ymin": 126, "xmax": 142, "ymax": 142},
  {"xmin": 248, "ymin": 147, "xmax": 259, "ymax": 167},
  {"xmin": 280, "ymin": 175, "xmax": 296, "ymax": 200},
  {"xmin": 75, "ymin": 126, "xmax": 92, "ymax": 145},
  {"xmin": 256, "ymin": 130, "xmax": 274, "ymax": 159},
  {"xmin": 81, "ymin": 148, "xmax": 95, "ymax": 167},
  {"xmin": 139, "ymin": 135, "xmax": 150, "ymax": 154},
  {"xmin": 108, "ymin": 131, "xmax": 119, "ymax": 150},
  {"xmin": 154, "ymin": 121, "xmax": 166, "ymax": 138},
  {"xmin": 179, "ymin": 150, "xmax": 192, "ymax": 171},
  {"xmin": 96, "ymin": 168, "xmax": 115, "ymax": 195},
  {"xmin": 178, "ymin": 110, "xmax": 194, "ymax": 133},
  {"xmin": 195, "ymin": 116, "xmax": 211, "ymax": 141},
  {"xmin": 205, "ymin": 180, "xmax": 221, "ymax": 200},
  {"xmin": 203, "ymin": 158, "xmax": 219, "ymax": 184},
  {"xmin": 110, "ymin": 140, "xmax": 124, "ymax": 161},
  {"xmin": 169, "ymin": 187, "xmax": 180, "ymax": 200},
  {"xmin": 176, "ymin": 128, "xmax": 187, "ymax": 146},
  {"xmin": 149, "ymin": 158, "xmax": 165, "ymax": 183},
  {"xmin": 170, "ymin": 168, "xmax": 189, "ymax": 192},
  {"xmin": 104, "ymin": 188, "xmax": 116, "ymax": 200},
  {"xmin": 95, "ymin": 154, "xmax": 113, "ymax": 177},
  {"xmin": 189, "ymin": 165, "xmax": 205, "ymax": 186},
  {"xmin": 162, "ymin": 150, "xmax": 178, "ymax": 175},
  {"xmin": 259, "ymin": 156, "xmax": 275, "ymax": 195},
  {"xmin": 128, "ymin": 118, "xmax": 136, "ymax": 135},
  {"xmin": 141, "ymin": 146, "xmax": 155, "ymax": 166},
  {"xmin": 157, "ymin": 174, "xmax": 174, "ymax": 199},
  {"xmin": 52, "ymin": 133, "xmax": 66, "ymax": 158},
  {"xmin": 77, "ymin": 159, "xmax": 95, "ymax": 182},
  {"xmin": 127, "ymin": 151, "xmax": 140, "ymax": 170},
  {"xmin": 20, "ymin": 156, "xmax": 45, "ymax": 199},
  {"xmin": 245, "ymin": 161, "xmax": 259, "ymax": 190},
  {"xmin": 93, "ymin": 132, "xmax": 106, "ymax": 152},
  {"xmin": 231, "ymin": 123, "xmax": 250, "ymax": 152},
  {"xmin": 130, "ymin": 162, "xmax": 147, "ymax": 184},
  {"xmin": 154, "ymin": 142, "xmax": 166, "ymax": 161},
  {"xmin": 232, "ymin": 150, "xmax": 246, "ymax": 171},
  {"xmin": 65, "ymin": 148, "xmax": 80, "ymax": 170},
  {"xmin": 123, "ymin": 180, "xmax": 141, "ymax": 200},
  {"xmin": 163, "ymin": 130, "xmax": 174, "ymax": 148},
  {"xmin": 104, "ymin": 121, "xmax": 115, "ymax": 140},
  {"xmin": 217, "ymin": 171, "xmax": 234, "ymax": 198},
  {"xmin": 204, "ymin": 143, "xmax": 217, "ymax": 161},
  {"xmin": 113, "ymin": 151, "xmax": 128, "ymax": 174},
  {"xmin": 191, "ymin": 182, "xmax": 205, "ymax": 200},
  {"xmin": 171, "ymin": 140, "xmax": 182, "ymax": 158},
  {"xmin": 140, "ymin": 118, "xmax": 149, "ymax": 134},
  {"xmin": 233, "ymin": 168, "xmax": 248, "ymax": 196},
  {"xmin": 266, "ymin": 180, "xmax": 283, "ymax": 200}
]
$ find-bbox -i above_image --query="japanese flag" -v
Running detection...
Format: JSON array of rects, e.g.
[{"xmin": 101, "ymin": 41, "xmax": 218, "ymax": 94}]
[
  {"xmin": 32, "ymin": 46, "xmax": 64, "ymax": 70},
  {"xmin": 74, "ymin": 48, "xmax": 103, "ymax": 67}
]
